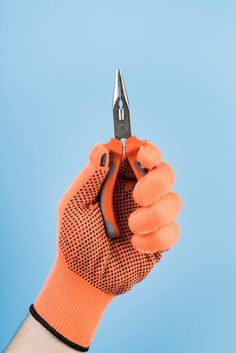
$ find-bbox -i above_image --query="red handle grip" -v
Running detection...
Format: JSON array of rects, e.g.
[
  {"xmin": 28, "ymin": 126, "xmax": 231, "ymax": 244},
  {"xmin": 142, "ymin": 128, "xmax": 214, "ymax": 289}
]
[
  {"xmin": 126, "ymin": 136, "xmax": 147, "ymax": 180},
  {"xmin": 100, "ymin": 138, "xmax": 123, "ymax": 238},
  {"xmin": 100, "ymin": 136, "xmax": 146, "ymax": 239}
]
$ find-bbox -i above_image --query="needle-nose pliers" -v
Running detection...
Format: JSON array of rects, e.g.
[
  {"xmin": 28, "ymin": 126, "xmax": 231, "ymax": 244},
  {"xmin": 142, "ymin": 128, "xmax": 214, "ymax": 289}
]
[{"xmin": 100, "ymin": 69, "xmax": 147, "ymax": 239}]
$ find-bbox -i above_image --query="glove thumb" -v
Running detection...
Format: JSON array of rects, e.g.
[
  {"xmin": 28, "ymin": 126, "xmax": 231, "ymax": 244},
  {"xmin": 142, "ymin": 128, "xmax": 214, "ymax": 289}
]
[{"xmin": 58, "ymin": 144, "xmax": 110, "ymax": 211}]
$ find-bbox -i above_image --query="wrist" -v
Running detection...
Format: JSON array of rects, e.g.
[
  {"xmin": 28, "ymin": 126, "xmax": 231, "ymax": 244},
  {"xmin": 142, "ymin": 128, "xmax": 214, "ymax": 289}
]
[{"xmin": 30, "ymin": 254, "xmax": 113, "ymax": 351}]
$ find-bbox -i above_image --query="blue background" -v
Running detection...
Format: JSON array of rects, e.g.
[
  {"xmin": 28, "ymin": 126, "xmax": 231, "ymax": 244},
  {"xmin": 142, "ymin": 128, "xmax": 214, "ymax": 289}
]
[{"xmin": 1, "ymin": 1, "xmax": 235, "ymax": 352}]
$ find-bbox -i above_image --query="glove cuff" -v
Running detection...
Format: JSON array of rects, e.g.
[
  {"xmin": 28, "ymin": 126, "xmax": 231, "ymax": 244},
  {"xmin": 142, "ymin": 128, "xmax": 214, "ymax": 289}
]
[{"xmin": 30, "ymin": 255, "xmax": 113, "ymax": 351}]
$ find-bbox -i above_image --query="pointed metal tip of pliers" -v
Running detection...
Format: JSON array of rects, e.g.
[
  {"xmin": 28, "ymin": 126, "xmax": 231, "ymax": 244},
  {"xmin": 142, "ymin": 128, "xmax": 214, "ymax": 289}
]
[
  {"xmin": 112, "ymin": 69, "xmax": 131, "ymax": 140},
  {"xmin": 113, "ymin": 69, "xmax": 130, "ymax": 109}
]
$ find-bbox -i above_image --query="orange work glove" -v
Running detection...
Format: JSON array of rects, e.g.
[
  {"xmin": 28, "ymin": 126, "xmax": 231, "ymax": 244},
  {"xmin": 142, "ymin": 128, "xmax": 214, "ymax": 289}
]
[{"xmin": 30, "ymin": 141, "xmax": 181, "ymax": 351}]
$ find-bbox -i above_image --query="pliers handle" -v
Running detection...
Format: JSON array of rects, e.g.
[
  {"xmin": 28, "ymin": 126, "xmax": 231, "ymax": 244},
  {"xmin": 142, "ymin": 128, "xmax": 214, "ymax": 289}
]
[{"xmin": 100, "ymin": 136, "xmax": 146, "ymax": 238}]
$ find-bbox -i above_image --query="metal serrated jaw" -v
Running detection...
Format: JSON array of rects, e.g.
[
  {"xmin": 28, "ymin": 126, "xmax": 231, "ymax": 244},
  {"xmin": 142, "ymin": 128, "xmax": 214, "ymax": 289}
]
[{"xmin": 113, "ymin": 69, "xmax": 130, "ymax": 109}]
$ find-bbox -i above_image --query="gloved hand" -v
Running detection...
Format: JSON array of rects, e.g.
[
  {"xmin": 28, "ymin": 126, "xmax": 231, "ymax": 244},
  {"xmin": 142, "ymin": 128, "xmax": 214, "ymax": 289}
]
[{"xmin": 30, "ymin": 141, "xmax": 181, "ymax": 351}]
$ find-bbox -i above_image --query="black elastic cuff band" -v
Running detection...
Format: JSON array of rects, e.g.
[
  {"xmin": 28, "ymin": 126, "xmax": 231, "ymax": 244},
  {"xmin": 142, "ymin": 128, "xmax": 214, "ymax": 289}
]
[{"xmin": 29, "ymin": 304, "xmax": 89, "ymax": 352}]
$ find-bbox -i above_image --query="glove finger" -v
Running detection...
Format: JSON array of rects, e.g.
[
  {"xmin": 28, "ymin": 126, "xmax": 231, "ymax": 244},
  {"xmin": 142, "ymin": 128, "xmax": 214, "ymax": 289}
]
[
  {"xmin": 58, "ymin": 143, "xmax": 109, "ymax": 211},
  {"xmin": 131, "ymin": 222, "xmax": 179, "ymax": 254},
  {"xmin": 128, "ymin": 192, "xmax": 181, "ymax": 235},
  {"xmin": 133, "ymin": 162, "xmax": 175, "ymax": 207},
  {"xmin": 136, "ymin": 141, "xmax": 162, "ymax": 170}
]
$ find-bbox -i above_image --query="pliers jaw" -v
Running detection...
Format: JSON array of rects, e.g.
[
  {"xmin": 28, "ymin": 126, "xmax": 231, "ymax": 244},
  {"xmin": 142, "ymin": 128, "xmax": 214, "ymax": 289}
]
[{"xmin": 113, "ymin": 69, "xmax": 132, "ymax": 140}]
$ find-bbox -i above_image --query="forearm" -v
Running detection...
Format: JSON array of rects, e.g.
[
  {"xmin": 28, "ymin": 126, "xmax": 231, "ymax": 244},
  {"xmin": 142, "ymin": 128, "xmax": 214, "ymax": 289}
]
[{"xmin": 6, "ymin": 315, "xmax": 82, "ymax": 353}]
